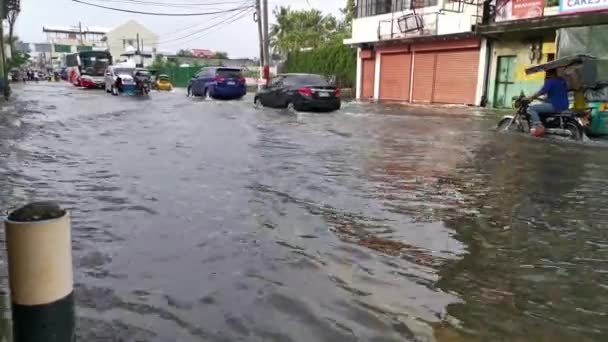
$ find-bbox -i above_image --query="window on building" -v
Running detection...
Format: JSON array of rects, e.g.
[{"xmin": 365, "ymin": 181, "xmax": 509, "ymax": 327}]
[
  {"xmin": 68, "ymin": 33, "xmax": 77, "ymax": 39},
  {"xmin": 356, "ymin": 0, "xmax": 438, "ymax": 18}
]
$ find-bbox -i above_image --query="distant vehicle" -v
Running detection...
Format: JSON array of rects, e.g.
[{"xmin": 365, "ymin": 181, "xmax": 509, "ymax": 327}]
[
  {"xmin": 155, "ymin": 74, "xmax": 173, "ymax": 91},
  {"xmin": 134, "ymin": 68, "xmax": 152, "ymax": 96},
  {"xmin": 59, "ymin": 67, "xmax": 68, "ymax": 81},
  {"xmin": 254, "ymin": 73, "xmax": 341, "ymax": 112},
  {"xmin": 66, "ymin": 51, "xmax": 112, "ymax": 88},
  {"xmin": 104, "ymin": 65, "xmax": 136, "ymax": 95},
  {"xmin": 188, "ymin": 67, "xmax": 246, "ymax": 99}
]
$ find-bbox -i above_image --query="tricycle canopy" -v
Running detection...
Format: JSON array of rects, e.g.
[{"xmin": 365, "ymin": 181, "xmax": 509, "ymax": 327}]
[{"xmin": 525, "ymin": 54, "xmax": 595, "ymax": 75}]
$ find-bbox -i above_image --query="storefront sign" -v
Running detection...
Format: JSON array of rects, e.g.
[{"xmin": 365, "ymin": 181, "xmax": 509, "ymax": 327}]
[
  {"xmin": 560, "ymin": 0, "xmax": 608, "ymax": 14},
  {"xmin": 495, "ymin": 0, "xmax": 545, "ymax": 22}
]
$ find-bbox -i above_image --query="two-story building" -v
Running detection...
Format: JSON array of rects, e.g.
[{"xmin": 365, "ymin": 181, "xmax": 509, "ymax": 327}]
[
  {"xmin": 345, "ymin": 0, "xmax": 487, "ymax": 105},
  {"xmin": 477, "ymin": 0, "xmax": 608, "ymax": 107},
  {"xmin": 43, "ymin": 24, "xmax": 109, "ymax": 68},
  {"xmin": 105, "ymin": 20, "xmax": 159, "ymax": 65}
]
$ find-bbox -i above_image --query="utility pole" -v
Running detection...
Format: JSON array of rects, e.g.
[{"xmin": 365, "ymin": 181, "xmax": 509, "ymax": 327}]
[
  {"xmin": 140, "ymin": 38, "xmax": 144, "ymax": 67},
  {"xmin": 78, "ymin": 21, "xmax": 84, "ymax": 45},
  {"xmin": 0, "ymin": 0, "xmax": 9, "ymax": 99},
  {"xmin": 136, "ymin": 33, "xmax": 141, "ymax": 67},
  {"xmin": 255, "ymin": 0, "xmax": 264, "ymax": 67},
  {"xmin": 262, "ymin": 0, "xmax": 269, "ymax": 85}
]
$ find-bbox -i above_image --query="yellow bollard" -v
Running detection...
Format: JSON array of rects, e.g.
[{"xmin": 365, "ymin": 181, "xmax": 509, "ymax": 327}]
[{"xmin": 4, "ymin": 202, "xmax": 75, "ymax": 342}]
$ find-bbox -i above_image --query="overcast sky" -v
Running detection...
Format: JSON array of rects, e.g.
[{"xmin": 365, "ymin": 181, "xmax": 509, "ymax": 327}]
[{"xmin": 15, "ymin": 0, "xmax": 345, "ymax": 58}]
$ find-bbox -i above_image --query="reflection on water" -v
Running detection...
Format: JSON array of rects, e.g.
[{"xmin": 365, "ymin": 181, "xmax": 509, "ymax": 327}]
[
  {"xmin": 0, "ymin": 295, "xmax": 11, "ymax": 342},
  {"xmin": 0, "ymin": 85, "xmax": 605, "ymax": 341}
]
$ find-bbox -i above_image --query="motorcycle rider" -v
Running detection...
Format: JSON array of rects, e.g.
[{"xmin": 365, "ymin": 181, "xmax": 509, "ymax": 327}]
[
  {"xmin": 134, "ymin": 70, "xmax": 149, "ymax": 94},
  {"xmin": 526, "ymin": 68, "xmax": 569, "ymax": 137}
]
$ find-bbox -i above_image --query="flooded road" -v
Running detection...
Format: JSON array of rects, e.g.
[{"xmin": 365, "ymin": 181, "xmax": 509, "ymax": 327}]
[{"xmin": 0, "ymin": 83, "xmax": 606, "ymax": 341}]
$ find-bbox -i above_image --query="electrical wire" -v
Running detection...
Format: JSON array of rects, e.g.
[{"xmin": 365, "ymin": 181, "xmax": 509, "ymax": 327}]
[
  {"xmin": 72, "ymin": 0, "xmax": 253, "ymax": 16},
  {"xmin": 160, "ymin": 7, "xmax": 253, "ymax": 46},
  {"xmin": 94, "ymin": 0, "xmax": 248, "ymax": 9},
  {"xmin": 157, "ymin": 0, "xmax": 253, "ymax": 38},
  {"xmin": 102, "ymin": 0, "xmax": 251, "ymax": 42},
  {"xmin": 160, "ymin": 7, "xmax": 254, "ymax": 48}
]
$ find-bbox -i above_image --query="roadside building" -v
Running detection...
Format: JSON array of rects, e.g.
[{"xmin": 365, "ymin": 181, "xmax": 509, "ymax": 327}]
[
  {"xmin": 191, "ymin": 49, "xmax": 215, "ymax": 58},
  {"xmin": 345, "ymin": 0, "xmax": 487, "ymax": 105},
  {"xmin": 43, "ymin": 24, "xmax": 109, "ymax": 68},
  {"xmin": 477, "ymin": 0, "xmax": 608, "ymax": 108},
  {"xmin": 105, "ymin": 20, "xmax": 159, "ymax": 64}
]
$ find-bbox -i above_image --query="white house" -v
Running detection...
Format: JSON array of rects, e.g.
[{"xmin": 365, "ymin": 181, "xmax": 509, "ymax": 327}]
[{"xmin": 105, "ymin": 20, "xmax": 159, "ymax": 65}]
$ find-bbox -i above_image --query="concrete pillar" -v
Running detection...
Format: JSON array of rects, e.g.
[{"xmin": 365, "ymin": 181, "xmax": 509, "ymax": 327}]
[{"xmin": 4, "ymin": 202, "xmax": 75, "ymax": 342}]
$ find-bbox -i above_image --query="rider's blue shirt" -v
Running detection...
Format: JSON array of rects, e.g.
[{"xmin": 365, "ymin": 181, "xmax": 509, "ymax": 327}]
[{"xmin": 539, "ymin": 76, "xmax": 569, "ymax": 111}]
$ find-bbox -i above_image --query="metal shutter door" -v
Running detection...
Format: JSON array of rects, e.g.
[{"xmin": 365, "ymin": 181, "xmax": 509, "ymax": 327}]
[
  {"xmin": 412, "ymin": 53, "xmax": 435, "ymax": 103},
  {"xmin": 433, "ymin": 49, "xmax": 479, "ymax": 105},
  {"xmin": 361, "ymin": 58, "xmax": 375, "ymax": 99},
  {"xmin": 379, "ymin": 53, "xmax": 411, "ymax": 101}
]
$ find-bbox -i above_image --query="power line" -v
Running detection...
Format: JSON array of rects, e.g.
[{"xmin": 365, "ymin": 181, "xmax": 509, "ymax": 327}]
[
  {"xmin": 161, "ymin": 7, "xmax": 254, "ymax": 47},
  {"xmin": 161, "ymin": 7, "xmax": 253, "ymax": 46},
  {"xmin": 72, "ymin": 0, "xmax": 253, "ymax": 16},
  {"xmin": 157, "ymin": 0, "xmax": 253, "ymax": 38},
  {"xmin": 94, "ymin": 0, "xmax": 249, "ymax": 9}
]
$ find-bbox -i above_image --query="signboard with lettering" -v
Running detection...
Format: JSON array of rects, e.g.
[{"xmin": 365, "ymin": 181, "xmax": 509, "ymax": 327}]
[
  {"xmin": 495, "ymin": 0, "xmax": 545, "ymax": 22},
  {"xmin": 560, "ymin": 0, "xmax": 608, "ymax": 14}
]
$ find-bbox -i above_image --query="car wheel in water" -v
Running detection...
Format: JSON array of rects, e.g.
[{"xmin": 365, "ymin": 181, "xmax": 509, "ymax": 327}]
[
  {"xmin": 254, "ymin": 97, "xmax": 261, "ymax": 108},
  {"xmin": 286, "ymin": 102, "xmax": 296, "ymax": 112}
]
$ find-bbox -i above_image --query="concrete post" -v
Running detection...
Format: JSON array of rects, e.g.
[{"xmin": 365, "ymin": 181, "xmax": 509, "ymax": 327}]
[{"xmin": 4, "ymin": 202, "xmax": 75, "ymax": 342}]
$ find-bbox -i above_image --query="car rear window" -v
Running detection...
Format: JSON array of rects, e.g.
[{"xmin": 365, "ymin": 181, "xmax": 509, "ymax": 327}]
[
  {"xmin": 216, "ymin": 69, "xmax": 242, "ymax": 78},
  {"xmin": 283, "ymin": 74, "xmax": 329, "ymax": 86}
]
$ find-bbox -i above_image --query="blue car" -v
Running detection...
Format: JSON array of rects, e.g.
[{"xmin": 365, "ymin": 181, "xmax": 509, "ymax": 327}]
[{"xmin": 188, "ymin": 67, "xmax": 246, "ymax": 99}]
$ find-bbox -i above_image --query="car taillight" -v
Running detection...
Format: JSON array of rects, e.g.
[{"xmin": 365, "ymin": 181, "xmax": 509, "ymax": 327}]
[
  {"xmin": 298, "ymin": 87, "xmax": 313, "ymax": 96},
  {"xmin": 239, "ymin": 77, "xmax": 246, "ymax": 84},
  {"xmin": 214, "ymin": 76, "xmax": 225, "ymax": 82},
  {"xmin": 334, "ymin": 89, "xmax": 341, "ymax": 97}
]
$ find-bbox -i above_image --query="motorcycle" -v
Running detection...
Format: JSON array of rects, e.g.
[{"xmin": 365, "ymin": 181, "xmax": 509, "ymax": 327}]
[
  {"xmin": 497, "ymin": 94, "xmax": 588, "ymax": 141},
  {"xmin": 135, "ymin": 78, "xmax": 150, "ymax": 96}
]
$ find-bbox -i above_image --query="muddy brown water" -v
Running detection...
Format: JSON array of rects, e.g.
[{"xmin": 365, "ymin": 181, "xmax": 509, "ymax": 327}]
[{"xmin": 0, "ymin": 83, "xmax": 606, "ymax": 341}]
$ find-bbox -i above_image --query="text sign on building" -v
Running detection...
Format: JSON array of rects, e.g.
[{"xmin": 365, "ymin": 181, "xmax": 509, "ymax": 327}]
[
  {"xmin": 495, "ymin": 0, "xmax": 545, "ymax": 22},
  {"xmin": 560, "ymin": 0, "xmax": 608, "ymax": 14}
]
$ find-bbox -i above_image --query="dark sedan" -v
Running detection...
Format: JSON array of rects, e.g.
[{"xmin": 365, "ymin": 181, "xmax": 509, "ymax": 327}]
[{"xmin": 254, "ymin": 73, "xmax": 341, "ymax": 112}]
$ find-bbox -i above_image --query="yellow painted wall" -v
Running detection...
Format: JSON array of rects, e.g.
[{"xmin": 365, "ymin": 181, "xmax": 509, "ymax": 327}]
[{"xmin": 487, "ymin": 39, "xmax": 556, "ymax": 108}]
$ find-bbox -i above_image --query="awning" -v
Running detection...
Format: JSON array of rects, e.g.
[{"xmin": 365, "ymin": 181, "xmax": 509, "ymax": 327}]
[{"xmin": 525, "ymin": 54, "xmax": 595, "ymax": 75}]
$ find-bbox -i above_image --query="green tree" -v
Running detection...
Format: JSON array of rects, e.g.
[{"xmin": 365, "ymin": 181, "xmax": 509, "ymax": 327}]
[
  {"xmin": 7, "ymin": 50, "xmax": 29, "ymax": 69},
  {"xmin": 270, "ymin": 7, "xmax": 338, "ymax": 56},
  {"xmin": 213, "ymin": 51, "xmax": 228, "ymax": 59},
  {"xmin": 341, "ymin": 0, "xmax": 356, "ymax": 30},
  {"xmin": 7, "ymin": 6, "xmax": 19, "ymax": 55},
  {"xmin": 177, "ymin": 49, "xmax": 192, "ymax": 57},
  {"xmin": 151, "ymin": 55, "xmax": 166, "ymax": 69}
]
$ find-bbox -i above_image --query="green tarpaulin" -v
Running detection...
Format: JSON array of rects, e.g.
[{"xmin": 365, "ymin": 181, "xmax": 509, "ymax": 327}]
[{"xmin": 558, "ymin": 25, "xmax": 608, "ymax": 59}]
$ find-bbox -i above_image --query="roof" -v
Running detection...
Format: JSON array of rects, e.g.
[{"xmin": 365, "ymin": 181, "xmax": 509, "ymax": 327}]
[
  {"xmin": 43, "ymin": 25, "xmax": 110, "ymax": 34},
  {"xmin": 525, "ymin": 54, "xmax": 595, "ymax": 74}
]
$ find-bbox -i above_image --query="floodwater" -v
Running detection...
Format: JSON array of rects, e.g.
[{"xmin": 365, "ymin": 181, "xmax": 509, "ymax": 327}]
[{"xmin": 0, "ymin": 83, "xmax": 606, "ymax": 341}]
